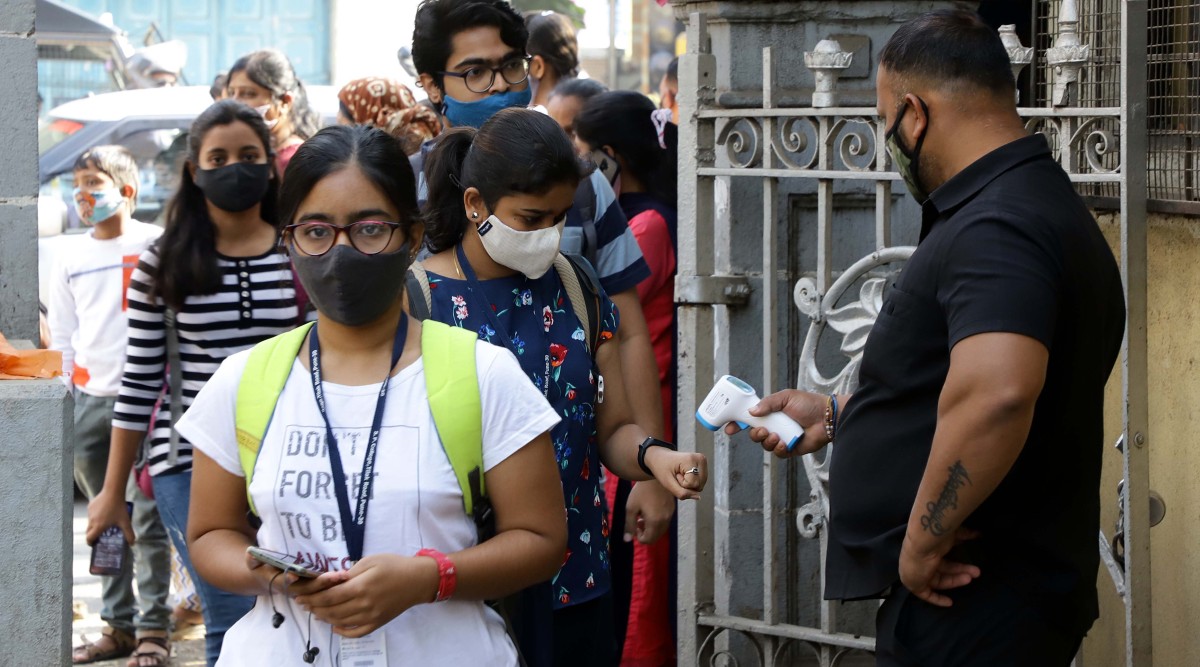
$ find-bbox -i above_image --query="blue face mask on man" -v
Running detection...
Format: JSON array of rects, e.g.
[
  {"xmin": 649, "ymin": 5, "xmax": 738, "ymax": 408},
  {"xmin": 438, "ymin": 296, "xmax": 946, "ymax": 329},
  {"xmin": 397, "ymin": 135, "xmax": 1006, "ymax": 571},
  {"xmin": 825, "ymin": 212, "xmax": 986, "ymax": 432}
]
[{"xmin": 442, "ymin": 88, "xmax": 532, "ymax": 128}]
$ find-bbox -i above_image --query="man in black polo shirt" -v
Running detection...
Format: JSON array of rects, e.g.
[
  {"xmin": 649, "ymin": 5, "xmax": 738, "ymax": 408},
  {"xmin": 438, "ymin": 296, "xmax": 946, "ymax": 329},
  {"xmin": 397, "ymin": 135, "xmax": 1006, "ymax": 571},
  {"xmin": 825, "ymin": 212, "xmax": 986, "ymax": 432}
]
[{"xmin": 733, "ymin": 10, "xmax": 1126, "ymax": 665}]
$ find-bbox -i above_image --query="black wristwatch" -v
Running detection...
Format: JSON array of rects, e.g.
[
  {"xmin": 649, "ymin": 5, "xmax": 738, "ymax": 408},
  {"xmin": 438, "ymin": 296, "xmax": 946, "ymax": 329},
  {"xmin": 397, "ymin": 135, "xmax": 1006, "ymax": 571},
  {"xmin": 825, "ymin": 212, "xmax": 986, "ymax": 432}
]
[{"xmin": 637, "ymin": 436, "xmax": 676, "ymax": 477}]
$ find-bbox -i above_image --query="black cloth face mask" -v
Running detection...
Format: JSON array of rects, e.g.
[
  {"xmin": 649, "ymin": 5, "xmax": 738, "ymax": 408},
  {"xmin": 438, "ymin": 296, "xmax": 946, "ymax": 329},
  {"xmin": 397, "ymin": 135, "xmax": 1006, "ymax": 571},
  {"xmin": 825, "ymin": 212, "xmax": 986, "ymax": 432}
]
[
  {"xmin": 290, "ymin": 243, "xmax": 411, "ymax": 327},
  {"xmin": 193, "ymin": 163, "xmax": 271, "ymax": 213}
]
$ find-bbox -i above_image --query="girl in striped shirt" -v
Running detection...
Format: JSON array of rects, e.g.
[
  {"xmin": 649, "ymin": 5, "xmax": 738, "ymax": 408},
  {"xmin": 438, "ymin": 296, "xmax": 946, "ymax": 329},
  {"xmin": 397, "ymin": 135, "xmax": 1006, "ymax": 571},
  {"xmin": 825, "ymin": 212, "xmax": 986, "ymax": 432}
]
[{"xmin": 86, "ymin": 100, "xmax": 301, "ymax": 667}]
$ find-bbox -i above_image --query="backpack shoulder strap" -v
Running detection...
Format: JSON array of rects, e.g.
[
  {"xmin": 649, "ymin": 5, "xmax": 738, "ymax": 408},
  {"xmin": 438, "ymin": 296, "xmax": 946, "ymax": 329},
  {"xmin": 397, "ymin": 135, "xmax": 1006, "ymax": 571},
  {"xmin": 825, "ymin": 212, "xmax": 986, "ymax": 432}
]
[
  {"xmin": 163, "ymin": 308, "xmax": 184, "ymax": 466},
  {"xmin": 235, "ymin": 322, "xmax": 314, "ymax": 515},
  {"xmin": 406, "ymin": 262, "xmax": 432, "ymax": 322},
  {"xmin": 421, "ymin": 320, "xmax": 487, "ymax": 526},
  {"xmin": 555, "ymin": 253, "xmax": 604, "ymax": 356}
]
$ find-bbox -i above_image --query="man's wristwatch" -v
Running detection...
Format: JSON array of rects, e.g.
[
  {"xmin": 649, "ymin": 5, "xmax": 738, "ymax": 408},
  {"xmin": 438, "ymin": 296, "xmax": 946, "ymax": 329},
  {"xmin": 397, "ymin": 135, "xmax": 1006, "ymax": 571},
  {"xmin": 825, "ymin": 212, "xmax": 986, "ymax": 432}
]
[{"xmin": 637, "ymin": 436, "xmax": 676, "ymax": 477}]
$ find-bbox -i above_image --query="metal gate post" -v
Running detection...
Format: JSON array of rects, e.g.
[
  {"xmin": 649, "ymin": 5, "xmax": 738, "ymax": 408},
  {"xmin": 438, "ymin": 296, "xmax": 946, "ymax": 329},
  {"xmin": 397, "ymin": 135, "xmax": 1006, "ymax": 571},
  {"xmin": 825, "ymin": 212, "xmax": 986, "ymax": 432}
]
[
  {"xmin": 676, "ymin": 12, "xmax": 718, "ymax": 666},
  {"xmin": 1120, "ymin": 1, "xmax": 1152, "ymax": 664}
]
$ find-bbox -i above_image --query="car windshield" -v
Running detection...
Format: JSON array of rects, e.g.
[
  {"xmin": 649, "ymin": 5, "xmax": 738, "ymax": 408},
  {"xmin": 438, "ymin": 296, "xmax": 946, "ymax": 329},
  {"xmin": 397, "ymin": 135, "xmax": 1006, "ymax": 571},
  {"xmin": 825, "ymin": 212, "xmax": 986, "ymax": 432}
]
[{"xmin": 39, "ymin": 118, "xmax": 85, "ymax": 154}]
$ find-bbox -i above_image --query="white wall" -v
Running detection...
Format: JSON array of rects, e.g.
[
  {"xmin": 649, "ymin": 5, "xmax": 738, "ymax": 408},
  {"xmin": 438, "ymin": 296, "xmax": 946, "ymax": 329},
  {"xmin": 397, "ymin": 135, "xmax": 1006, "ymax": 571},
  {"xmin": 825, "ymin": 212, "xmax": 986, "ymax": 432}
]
[{"xmin": 329, "ymin": 0, "xmax": 423, "ymax": 94}]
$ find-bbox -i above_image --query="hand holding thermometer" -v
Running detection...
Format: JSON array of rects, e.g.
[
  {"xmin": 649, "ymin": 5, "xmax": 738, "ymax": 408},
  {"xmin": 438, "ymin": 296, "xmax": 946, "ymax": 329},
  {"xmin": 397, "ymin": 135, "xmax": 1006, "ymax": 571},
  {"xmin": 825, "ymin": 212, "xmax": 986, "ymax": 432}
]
[{"xmin": 695, "ymin": 375, "xmax": 806, "ymax": 451}]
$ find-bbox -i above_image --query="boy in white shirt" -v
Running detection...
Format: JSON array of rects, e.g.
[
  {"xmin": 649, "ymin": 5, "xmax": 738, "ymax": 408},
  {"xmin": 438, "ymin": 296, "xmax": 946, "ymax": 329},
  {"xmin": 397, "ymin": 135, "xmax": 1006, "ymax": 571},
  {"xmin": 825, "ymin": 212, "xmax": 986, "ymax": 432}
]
[{"xmin": 50, "ymin": 146, "xmax": 173, "ymax": 665}]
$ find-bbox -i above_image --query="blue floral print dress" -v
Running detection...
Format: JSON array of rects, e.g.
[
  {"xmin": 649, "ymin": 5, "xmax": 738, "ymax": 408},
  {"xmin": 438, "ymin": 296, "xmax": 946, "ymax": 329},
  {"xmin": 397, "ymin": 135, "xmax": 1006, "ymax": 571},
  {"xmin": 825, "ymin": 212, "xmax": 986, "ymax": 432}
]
[{"xmin": 426, "ymin": 267, "xmax": 620, "ymax": 611}]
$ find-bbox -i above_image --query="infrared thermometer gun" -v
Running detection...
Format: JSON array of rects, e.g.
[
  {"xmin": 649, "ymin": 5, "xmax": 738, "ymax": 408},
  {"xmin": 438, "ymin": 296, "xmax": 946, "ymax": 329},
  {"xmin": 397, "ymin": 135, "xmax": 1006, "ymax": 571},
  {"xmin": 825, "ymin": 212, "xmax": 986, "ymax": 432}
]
[{"xmin": 695, "ymin": 375, "xmax": 806, "ymax": 451}]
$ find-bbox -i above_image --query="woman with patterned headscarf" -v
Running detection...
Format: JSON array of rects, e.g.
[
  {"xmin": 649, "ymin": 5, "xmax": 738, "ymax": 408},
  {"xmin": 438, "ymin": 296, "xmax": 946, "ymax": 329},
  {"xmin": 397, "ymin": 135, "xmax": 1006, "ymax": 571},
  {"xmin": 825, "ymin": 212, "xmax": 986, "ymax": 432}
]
[{"xmin": 337, "ymin": 77, "xmax": 443, "ymax": 154}]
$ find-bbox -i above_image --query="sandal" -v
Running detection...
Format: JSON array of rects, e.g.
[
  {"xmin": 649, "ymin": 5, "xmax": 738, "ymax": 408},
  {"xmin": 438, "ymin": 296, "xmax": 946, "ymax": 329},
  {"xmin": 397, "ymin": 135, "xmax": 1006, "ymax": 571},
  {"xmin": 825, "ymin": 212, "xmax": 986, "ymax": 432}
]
[
  {"xmin": 72, "ymin": 626, "xmax": 136, "ymax": 664},
  {"xmin": 126, "ymin": 635, "xmax": 170, "ymax": 667}
]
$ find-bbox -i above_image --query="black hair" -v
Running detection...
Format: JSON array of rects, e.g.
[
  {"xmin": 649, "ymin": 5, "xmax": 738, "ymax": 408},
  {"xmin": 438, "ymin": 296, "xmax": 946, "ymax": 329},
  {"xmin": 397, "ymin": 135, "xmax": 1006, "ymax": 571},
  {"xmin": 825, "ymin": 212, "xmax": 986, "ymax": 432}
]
[
  {"xmin": 228, "ymin": 49, "xmax": 321, "ymax": 140},
  {"xmin": 549, "ymin": 77, "xmax": 607, "ymax": 103},
  {"xmin": 152, "ymin": 100, "xmax": 278, "ymax": 310},
  {"xmin": 575, "ymin": 90, "xmax": 678, "ymax": 207},
  {"xmin": 524, "ymin": 11, "xmax": 580, "ymax": 80},
  {"xmin": 412, "ymin": 0, "xmax": 528, "ymax": 92},
  {"xmin": 879, "ymin": 9, "xmax": 1016, "ymax": 97},
  {"xmin": 423, "ymin": 107, "xmax": 590, "ymax": 253},
  {"xmin": 665, "ymin": 57, "xmax": 678, "ymax": 84},
  {"xmin": 74, "ymin": 145, "xmax": 140, "ymax": 207},
  {"xmin": 278, "ymin": 125, "xmax": 419, "ymax": 236},
  {"xmin": 210, "ymin": 71, "xmax": 228, "ymax": 101}
]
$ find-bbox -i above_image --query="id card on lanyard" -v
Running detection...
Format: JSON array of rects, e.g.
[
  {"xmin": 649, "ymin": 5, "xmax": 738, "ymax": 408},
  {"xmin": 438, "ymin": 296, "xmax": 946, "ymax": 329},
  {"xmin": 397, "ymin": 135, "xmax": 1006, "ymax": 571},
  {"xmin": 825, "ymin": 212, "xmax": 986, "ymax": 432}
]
[
  {"xmin": 340, "ymin": 633, "xmax": 388, "ymax": 666},
  {"xmin": 455, "ymin": 245, "xmax": 552, "ymax": 398},
  {"xmin": 309, "ymin": 314, "xmax": 408, "ymax": 563}
]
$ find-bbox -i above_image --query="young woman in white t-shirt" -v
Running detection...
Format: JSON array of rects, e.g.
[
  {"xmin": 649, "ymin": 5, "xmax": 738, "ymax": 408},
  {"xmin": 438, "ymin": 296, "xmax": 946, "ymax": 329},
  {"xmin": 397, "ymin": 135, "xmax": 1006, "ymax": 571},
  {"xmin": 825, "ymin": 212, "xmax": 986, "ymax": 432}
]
[{"xmin": 177, "ymin": 124, "xmax": 568, "ymax": 666}]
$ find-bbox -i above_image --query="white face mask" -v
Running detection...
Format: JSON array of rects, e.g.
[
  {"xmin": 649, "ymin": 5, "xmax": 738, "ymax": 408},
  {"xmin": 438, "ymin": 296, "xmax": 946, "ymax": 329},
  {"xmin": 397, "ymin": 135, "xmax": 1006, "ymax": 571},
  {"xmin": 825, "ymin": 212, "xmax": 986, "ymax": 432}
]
[
  {"xmin": 476, "ymin": 214, "xmax": 563, "ymax": 280},
  {"xmin": 253, "ymin": 103, "xmax": 279, "ymax": 130}
]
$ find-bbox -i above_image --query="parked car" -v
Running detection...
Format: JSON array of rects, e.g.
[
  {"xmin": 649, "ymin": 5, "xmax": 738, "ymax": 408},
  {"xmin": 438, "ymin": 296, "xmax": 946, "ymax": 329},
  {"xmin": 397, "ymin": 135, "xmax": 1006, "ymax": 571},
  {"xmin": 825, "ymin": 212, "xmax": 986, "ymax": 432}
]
[
  {"xmin": 37, "ymin": 84, "xmax": 338, "ymax": 309},
  {"xmin": 39, "ymin": 84, "xmax": 339, "ymax": 234}
]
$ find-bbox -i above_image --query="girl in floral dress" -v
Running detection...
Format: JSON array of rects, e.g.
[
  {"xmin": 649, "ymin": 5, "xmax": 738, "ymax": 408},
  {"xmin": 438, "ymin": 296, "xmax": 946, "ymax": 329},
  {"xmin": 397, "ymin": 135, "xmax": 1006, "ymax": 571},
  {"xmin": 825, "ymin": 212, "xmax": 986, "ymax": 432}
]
[{"xmin": 415, "ymin": 107, "xmax": 708, "ymax": 667}]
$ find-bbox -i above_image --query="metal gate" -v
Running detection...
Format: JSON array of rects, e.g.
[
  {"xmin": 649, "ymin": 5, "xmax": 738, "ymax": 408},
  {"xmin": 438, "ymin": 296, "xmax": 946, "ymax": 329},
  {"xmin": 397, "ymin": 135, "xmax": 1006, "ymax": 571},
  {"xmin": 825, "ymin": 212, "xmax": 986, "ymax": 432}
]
[{"xmin": 674, "ymin": 1, "xmax": 1151, "ymax": 664}]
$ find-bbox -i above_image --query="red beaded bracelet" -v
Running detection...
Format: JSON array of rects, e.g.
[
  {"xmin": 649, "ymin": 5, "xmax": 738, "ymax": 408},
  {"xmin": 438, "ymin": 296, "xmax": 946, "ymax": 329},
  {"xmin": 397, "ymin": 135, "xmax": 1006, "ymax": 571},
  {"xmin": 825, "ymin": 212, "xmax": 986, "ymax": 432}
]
[{"xmin": 416, "ymin": 548, "xmax": 457, "ymax": 602}]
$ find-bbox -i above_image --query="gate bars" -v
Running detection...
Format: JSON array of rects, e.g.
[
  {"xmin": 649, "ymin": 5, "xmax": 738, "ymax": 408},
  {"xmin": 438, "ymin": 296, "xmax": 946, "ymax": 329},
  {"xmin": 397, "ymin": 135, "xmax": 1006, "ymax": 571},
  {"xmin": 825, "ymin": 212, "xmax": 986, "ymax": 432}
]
[{"xmin": 675, "ymin": 1, "xmax": 1152, "ymax": 664}]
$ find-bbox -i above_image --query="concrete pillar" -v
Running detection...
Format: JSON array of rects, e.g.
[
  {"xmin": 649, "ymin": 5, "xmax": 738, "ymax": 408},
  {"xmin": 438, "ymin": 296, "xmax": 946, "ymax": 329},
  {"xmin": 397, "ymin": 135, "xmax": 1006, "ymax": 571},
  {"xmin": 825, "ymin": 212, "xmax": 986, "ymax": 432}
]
[
  {"xmin": 0, "ymin": 1, "xmax": 75, "ymax": 664},
  {"xmin": 0, "ymin": 0, "xmax": 39, "ymax": 344},
  {"xmin": 0, "ymin": 380, "xmax": 73, "ymax": 665}
]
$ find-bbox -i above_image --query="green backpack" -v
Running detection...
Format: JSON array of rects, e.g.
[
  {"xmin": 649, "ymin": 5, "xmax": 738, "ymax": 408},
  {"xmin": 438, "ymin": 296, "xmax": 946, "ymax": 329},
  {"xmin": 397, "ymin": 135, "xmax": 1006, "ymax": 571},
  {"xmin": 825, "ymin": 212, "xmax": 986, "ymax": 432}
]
[{"xmin": 233, "ymin": 319, "xmax": 494, "ymax": 534}]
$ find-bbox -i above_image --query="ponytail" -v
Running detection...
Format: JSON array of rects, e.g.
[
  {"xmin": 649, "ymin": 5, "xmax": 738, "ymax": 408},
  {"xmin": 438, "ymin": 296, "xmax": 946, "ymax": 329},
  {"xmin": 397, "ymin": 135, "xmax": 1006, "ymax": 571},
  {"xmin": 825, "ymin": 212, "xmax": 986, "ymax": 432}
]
[
  {"xmin": 650, "ymin": 119, "xmax": 679, "ymax": 207},
  {"xmin": 574, "ymin": 90, "xmax": 678, "ymax": 208},
  {"xmin": 423, "ymin": 127, "xmax": 477, "ymax": 253}
]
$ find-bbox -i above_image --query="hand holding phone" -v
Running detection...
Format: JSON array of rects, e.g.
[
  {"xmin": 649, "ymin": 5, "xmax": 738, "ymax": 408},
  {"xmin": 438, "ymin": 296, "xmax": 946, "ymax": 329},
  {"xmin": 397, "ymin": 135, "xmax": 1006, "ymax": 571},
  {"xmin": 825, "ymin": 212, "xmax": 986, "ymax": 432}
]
[
  {"xmin": 246, "ymin": 546, "xmax": 325, "ymax": 579},
  {"xmin": 89, "ymin": 502, "xmax": 133, "ymax": 576}
]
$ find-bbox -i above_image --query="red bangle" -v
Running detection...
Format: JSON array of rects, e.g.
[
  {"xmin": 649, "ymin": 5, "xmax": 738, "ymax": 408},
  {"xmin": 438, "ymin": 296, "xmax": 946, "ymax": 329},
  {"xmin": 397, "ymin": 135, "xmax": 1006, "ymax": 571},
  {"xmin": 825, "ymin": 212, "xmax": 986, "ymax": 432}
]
[{"xmin": 416, "ymin": 548, "xmax": 457, "ymax": 602}]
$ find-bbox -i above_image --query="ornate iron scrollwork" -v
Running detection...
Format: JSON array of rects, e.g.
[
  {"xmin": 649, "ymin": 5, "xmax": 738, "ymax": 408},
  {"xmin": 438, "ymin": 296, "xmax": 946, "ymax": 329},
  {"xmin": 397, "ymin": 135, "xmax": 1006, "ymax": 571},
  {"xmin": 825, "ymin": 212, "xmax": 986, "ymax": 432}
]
[{"xmin": 793, "ymin": 247, "xmax": 915, "ymax": 535}]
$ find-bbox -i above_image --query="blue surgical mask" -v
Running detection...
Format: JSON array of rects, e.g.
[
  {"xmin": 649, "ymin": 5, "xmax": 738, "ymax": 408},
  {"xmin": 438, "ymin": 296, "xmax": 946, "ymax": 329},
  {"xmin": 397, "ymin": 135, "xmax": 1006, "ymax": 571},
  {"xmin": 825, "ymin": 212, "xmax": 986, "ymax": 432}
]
[{"xmin": 442, "ymin": 88, "xmax": 532, "ymax": 128}]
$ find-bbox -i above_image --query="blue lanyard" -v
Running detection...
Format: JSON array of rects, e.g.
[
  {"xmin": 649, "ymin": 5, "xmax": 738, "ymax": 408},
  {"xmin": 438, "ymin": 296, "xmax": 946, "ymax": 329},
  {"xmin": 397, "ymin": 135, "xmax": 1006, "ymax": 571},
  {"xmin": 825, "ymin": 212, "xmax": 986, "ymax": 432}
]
[
  {"xmin": 455, "ymin": 244, "xmax": 552, "ymax": 397},
  {"xmin": 308, "ymin": 314, "xmax": 407, "ymax": 562}
]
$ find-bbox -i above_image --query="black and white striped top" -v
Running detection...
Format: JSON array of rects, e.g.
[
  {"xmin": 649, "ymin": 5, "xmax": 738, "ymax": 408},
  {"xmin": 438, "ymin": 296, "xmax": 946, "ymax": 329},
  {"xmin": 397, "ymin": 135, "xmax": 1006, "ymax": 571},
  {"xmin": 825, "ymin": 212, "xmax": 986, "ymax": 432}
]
[{"xmin": 113, "ymin": 246, "xmax": 300, "ymax": 476}]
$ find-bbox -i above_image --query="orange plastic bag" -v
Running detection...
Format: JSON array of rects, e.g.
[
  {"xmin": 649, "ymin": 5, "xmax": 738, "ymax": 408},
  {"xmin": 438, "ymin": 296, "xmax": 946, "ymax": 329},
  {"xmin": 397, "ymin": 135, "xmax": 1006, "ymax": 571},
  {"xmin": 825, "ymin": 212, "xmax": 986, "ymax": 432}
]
[{"xmin": 0, "ymin": 331, "xmax": 62, "ymax": 380}]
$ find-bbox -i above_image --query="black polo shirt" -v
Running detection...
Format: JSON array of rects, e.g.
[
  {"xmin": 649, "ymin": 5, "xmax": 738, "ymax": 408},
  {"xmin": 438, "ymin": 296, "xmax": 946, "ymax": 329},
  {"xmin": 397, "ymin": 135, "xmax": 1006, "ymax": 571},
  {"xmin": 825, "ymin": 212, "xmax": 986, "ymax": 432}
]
[{"xmin": 824, "ymin": 134, "xmax": 1125, "ymax": 636}]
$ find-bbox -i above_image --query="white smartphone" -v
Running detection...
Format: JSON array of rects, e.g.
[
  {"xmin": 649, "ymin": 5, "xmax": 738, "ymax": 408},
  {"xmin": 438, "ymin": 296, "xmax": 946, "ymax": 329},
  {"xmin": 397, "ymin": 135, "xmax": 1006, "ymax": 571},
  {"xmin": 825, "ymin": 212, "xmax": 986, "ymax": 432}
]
[{"xmin": 246, "ymin": 546, "xmax": 324, "ymax": 578}]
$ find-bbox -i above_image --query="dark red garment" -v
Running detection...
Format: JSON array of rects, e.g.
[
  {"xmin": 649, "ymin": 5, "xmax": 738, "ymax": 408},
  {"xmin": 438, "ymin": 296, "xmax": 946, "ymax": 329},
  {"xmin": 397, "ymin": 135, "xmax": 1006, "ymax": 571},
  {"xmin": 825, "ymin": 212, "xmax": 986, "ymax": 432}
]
[{"xmin": 608, "ymin": 193, "xmax": 677, "ymax": 666}]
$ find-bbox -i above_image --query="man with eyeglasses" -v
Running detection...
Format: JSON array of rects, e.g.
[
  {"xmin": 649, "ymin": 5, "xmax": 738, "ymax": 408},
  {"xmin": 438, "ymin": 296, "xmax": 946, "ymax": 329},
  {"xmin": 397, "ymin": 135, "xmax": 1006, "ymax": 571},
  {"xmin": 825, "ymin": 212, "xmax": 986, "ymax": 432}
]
[{"xmin": 407, "ymin": 1, "xmax": 677, "ymax": 664}]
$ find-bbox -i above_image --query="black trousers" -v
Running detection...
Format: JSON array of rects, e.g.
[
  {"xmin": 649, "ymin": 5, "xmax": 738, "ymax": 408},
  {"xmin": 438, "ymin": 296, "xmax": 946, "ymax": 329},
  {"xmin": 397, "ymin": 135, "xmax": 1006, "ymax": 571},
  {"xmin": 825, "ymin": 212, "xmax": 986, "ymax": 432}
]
[
  {"xmin": 874, "ymin": 575, "xmax": 1085, "ymax": 667},
  {"xmin": 513, "ymin": 583, "xmax": 617, "ymax": 667}
]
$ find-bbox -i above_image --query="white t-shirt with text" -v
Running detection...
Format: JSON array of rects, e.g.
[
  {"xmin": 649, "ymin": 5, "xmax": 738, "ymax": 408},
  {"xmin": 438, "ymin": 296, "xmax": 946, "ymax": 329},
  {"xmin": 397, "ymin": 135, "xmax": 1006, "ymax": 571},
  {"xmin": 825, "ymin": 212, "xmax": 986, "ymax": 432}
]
[{"xmin": 177, "ymin": 338, "xmax": 560, "ymax": 666}]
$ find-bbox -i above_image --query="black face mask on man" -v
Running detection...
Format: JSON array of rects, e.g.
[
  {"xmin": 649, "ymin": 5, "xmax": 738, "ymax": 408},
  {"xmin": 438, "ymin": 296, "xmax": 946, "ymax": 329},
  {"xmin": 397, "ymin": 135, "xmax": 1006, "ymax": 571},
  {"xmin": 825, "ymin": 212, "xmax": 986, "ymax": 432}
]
[
  {"xmin": 290, "ymin": 243, "xmax": 412, "ymax": 327},
  {"xmin": 193, "ymin": 163, "xmax": 271, "ymax": 213}
]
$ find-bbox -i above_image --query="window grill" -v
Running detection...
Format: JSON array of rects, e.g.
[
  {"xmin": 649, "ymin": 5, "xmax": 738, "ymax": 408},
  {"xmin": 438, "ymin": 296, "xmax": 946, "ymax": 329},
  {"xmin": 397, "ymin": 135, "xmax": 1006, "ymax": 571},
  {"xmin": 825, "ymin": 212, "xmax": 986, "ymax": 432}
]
[
  {"xmin": 1035, "ymin": 0, "xmax": 1122, "ymax": 199},
  {"xmin": 1147, "ymin": 0, "xmax": 1200, "ymax": 208},
  {"xmin": 1036, "ymin": 0, "xmax": 1200, "ymax": 210}
]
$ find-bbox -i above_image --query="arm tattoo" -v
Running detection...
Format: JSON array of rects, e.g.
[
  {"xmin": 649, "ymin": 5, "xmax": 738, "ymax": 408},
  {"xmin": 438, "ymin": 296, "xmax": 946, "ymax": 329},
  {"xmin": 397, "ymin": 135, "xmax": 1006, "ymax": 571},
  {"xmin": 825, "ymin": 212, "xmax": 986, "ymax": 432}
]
[{"xmin": 919, "ymin": 460, "xmax": 972, "ymax": 537}]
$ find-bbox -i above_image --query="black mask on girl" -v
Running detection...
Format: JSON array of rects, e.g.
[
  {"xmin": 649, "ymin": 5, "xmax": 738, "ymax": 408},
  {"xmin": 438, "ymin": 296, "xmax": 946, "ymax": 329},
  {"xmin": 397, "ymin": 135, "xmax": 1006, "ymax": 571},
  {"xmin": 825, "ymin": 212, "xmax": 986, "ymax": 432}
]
[
  {"xmin": 290, "ymin": 243, "xmax": 412, "ymax": 327},
  {"xmin": 193, "ymin": 163, "xmax": 271, "ymax": 212}
]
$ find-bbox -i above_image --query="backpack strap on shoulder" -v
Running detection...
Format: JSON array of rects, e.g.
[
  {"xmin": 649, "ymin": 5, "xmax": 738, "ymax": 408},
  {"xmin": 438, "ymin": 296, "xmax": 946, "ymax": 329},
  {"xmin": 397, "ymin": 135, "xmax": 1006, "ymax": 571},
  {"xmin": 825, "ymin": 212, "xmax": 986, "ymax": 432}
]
[
  {"xmin": 406, "ymin": 262, "xmax": 432, "ymax": 322},
  {"xmin": 555, "ymin": 253, "xmax": 604, "ymax": 355},
  {"xmin": 235, "ymin": 322, "xmax": 313, "ymax": 515},
  {"xmin": 422, "ymin": 320, "xmax": 488, "ymax": 530},
  {"xmin": 163, "ymin": 308, "xmax": 184, "ymax": 466}
]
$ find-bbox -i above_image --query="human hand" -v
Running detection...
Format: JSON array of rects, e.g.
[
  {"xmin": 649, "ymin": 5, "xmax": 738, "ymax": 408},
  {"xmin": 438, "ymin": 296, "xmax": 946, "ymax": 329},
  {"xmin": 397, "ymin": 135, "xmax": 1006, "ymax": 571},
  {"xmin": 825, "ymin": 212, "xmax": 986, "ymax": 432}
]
[
  {"xmin": 295, "ymin": 554, "xmax": 438, "ymax": 638},
  {"xmin": 624, "ymin": 481, "xmax": 676, "ymax": 545},
  {"xmin": 723, "ymin": 389, "xmax": 830, "ymax": 458},
  {"xmin": 898, "ymin": 528, "xmax": 981, "ymax": 607},
  {"xmin": 644, "ymin": 447, "xmax": 707, "ymax": 500},
  {"xmin": 85, "ymin": 488, "xmax": 134, "ymax": 546}
]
